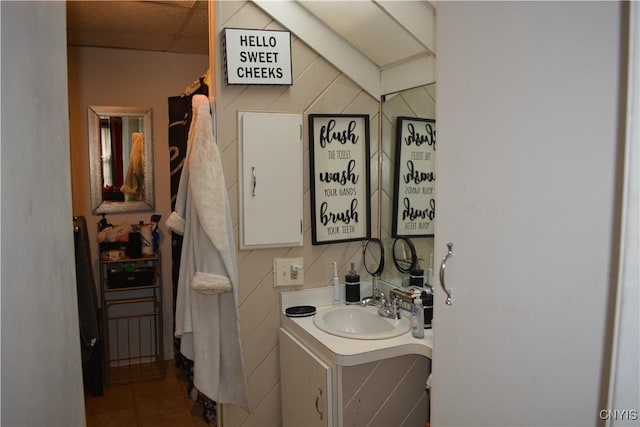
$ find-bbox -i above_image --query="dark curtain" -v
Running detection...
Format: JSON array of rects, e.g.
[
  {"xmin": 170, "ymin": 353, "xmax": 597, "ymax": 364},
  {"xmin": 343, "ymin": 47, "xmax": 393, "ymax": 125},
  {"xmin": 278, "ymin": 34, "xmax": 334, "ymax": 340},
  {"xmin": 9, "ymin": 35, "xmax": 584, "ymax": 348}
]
[{"xmin": 168, "ymin": 80, "xmax": 217, "ymax": 426}]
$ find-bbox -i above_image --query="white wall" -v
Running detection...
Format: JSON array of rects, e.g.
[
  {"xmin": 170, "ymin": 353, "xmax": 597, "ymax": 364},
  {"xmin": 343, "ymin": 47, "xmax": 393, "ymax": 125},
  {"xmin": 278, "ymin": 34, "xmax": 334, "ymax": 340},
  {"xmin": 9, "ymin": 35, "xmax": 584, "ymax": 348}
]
[
  {"xmin": 1, "ymin": 2, "xmax": 85, "ymax": 425},
  {"xmin": 67, "ymin": 46, "xmax": 209, "ymax": 359},
  {"xmin": 214, "ymin": 2, "xmax": 379, "ymax": 425}
]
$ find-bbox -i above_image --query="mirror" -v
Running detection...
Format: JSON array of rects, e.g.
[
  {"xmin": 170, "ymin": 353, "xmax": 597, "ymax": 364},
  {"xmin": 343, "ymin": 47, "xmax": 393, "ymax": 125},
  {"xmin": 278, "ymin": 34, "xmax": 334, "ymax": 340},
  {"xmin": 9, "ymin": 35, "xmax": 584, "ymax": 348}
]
[
  {"xmin": 379, "ymin": 83, "xmax": 436, "ymax": 287},
  {"xmin": 88, "ymin": 106, "xmax": 154, "ymax": 214},
  {"xmin": 363, "ymin": 238, "xmax": 385, "ymax": 277},
  {"xmin": 392, "ymin": 236, "xmax": 418, "ymax": 274}
]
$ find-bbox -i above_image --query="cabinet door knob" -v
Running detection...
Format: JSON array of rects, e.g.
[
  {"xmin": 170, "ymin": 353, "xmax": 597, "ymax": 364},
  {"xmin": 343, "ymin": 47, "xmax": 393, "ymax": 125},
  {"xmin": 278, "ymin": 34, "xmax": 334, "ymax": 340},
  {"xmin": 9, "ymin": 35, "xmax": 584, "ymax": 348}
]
[{"xmin": 251, "ymin": 166, "xmax": 257, "ymax": 197}]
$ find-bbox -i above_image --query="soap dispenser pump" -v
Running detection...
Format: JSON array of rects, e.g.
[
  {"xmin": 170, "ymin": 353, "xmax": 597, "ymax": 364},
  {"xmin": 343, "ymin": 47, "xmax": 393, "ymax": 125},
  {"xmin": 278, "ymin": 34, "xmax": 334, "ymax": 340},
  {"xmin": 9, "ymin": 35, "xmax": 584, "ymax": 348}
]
[{"xmin": 345, "ymin": 263, "xmax": 361, "ymax": 304}]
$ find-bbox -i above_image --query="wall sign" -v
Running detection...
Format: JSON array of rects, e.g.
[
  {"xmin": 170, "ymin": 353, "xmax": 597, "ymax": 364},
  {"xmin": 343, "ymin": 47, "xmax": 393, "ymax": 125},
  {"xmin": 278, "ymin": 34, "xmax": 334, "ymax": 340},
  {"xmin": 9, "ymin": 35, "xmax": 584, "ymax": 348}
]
[
  {"xmin": 223, "ymin": 28, "xmax": 292, "ymax": 85},
  {"xmin": 309, "ymin": 114, "xmax": 371, "ymax": 245},
  {"xmin": 392, "ymin": 117, "xmax": 436, "ymax": 237}
]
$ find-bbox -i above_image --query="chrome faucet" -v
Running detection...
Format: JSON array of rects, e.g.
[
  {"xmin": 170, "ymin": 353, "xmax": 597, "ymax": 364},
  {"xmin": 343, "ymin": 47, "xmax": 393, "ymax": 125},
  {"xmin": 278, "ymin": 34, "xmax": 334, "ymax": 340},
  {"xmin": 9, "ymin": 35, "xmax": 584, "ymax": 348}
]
[
  {"xmin": 360, "ymin": 288, "xmax": 402, "ymax": 319},
  {"xmin": 377, "ymin": 291, "xmax": 398, "ymax": 319},
  {"xmin": 389, "ymin": 288, "xmax": 414, "ymax": 319},
  {"xmin": 360, "ymin": 287, "xmax": 382, "ymax": 307}
]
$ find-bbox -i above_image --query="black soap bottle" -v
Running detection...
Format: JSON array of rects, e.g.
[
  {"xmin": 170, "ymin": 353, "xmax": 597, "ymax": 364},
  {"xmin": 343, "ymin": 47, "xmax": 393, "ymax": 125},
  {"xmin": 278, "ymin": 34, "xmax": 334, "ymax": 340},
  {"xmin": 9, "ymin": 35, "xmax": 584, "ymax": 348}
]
[
  {"xmin": 409, "ymin": 264, "xmax": 424, "ymax": 288},
  {"xmin": 422, "ymin": 289, "xmax": 434, "ymax": 329},
  {"xmin": 126, "ymin": 222, "xmax": 142, "ymax": 259},
  {"xmin": 345, "ymin": 263, "xmax": 361, "ymax": 304}
]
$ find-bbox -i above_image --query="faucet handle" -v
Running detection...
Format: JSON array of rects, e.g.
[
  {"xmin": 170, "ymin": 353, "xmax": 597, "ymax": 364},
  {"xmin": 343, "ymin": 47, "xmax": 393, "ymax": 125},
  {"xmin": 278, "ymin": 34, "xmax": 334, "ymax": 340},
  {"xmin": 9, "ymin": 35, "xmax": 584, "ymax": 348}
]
[
  {"xmin": 360, "ymin": 296, "xmax": 375, "ymax": 307},
  {"xmin": 391, "ymin": 297, "xmax": 401, "ymax": 319},
  {"xmin": 378, "ymin": 291, "xmax": 387, "ymax": 305}
]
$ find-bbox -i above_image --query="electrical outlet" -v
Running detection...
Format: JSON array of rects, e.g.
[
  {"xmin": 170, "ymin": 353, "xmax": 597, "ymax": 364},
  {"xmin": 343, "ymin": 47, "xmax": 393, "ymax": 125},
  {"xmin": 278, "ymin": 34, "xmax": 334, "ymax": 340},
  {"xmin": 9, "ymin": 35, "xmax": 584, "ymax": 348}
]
[{"xmin": 274, "ymin": 257, "xmax": 304, "ymax": 287}]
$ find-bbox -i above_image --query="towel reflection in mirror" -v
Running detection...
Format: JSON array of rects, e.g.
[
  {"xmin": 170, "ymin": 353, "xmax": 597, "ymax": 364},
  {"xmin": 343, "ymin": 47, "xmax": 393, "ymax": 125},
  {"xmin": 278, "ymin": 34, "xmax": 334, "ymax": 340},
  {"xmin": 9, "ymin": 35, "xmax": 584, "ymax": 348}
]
[{"xmin": 120, "ymin": 132, "xmax": 144, "ymax": 201}]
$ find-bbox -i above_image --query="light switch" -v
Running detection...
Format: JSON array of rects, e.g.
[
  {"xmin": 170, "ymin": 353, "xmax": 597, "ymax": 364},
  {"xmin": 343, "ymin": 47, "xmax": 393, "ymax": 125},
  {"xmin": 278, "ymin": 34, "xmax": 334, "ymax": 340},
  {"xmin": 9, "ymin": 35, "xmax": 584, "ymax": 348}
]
[{"xmin": 274, "ymin": 257, "xmax": 304, "ymax": 287}]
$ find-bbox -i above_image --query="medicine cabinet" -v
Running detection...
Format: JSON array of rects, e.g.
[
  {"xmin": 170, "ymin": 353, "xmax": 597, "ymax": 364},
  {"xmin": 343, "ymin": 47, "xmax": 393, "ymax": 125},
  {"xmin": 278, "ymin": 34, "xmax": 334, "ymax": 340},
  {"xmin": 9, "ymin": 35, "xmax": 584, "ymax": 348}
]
[{"xmin": 238, "ymin": 111, "xmax": 303, "ymax": 249}]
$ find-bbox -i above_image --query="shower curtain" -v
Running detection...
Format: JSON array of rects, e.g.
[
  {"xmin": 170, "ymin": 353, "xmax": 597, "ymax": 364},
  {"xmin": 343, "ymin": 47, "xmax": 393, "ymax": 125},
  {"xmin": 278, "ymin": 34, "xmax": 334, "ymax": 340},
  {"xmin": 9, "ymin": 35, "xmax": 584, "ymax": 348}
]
[{"xmin": 168, "ymin": 79, "xmax": 218, "ymax": 426}]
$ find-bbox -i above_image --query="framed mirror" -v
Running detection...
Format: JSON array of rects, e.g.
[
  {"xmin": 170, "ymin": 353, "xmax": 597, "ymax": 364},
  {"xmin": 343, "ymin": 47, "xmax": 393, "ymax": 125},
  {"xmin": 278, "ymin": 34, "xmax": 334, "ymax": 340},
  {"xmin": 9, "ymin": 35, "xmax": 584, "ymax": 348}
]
[
  {"xmin": 363, "ymin": 238, "xmax": 385, "ymax": 277},
  {"xmin": 379, "ymin": 83, "xmax": 436, "ymax": 287},
  {"xmin": 88, "ymin": 106, "xmax": 154, "ymax": 214},
  {"xmin": 392, "ymin": 236, "xmax": 418, "ymax": 274}
]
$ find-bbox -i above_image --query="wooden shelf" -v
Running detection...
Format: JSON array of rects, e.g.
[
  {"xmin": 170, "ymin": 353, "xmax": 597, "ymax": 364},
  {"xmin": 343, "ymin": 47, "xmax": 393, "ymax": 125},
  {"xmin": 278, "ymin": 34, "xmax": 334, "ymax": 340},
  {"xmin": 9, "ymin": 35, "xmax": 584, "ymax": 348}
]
[{"xmin": 99, "ymin": 250, "xmax": 164, "ymax": 386}]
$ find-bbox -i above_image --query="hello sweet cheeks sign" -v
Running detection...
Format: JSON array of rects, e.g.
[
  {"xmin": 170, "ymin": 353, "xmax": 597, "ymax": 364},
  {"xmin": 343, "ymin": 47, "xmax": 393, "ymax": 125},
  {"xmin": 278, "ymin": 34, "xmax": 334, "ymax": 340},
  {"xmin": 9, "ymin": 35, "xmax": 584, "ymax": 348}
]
[
  {"xmin": 223, "ymin": 28, "xmax": 292, "ymax": 85},
  {"xmin": 309, "ymin": 114, "xmax": 371, "ymax": 245}
]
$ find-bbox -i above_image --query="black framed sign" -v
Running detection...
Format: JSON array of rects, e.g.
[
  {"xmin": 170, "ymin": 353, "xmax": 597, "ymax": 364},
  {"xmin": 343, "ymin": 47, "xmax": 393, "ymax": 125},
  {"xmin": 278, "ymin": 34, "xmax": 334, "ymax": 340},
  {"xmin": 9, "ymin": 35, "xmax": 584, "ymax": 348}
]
[
  {"xmin": 309, "ymin": 114, "xmax": 371, "ymax": 245},
  {"xmin": 392, "ymin": 117, "xmax": 436, "ymax": 237}
]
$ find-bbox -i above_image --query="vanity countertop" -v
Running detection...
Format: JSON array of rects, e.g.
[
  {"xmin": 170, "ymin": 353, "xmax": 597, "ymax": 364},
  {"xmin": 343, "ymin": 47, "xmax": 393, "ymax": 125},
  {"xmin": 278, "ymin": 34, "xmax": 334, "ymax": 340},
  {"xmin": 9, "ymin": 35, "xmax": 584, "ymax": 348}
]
[{"xmin": 280, "ymin": 285, "xmax": 433, "ymax": 367}]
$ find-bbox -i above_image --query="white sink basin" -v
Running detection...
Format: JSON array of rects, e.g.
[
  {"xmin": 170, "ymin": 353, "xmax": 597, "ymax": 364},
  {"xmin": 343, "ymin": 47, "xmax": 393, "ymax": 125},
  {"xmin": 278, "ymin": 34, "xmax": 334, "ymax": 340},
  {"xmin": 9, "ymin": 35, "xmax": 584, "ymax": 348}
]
[{"xmin": 313, "ymin": 305, "xmax": 411, "ymax": 340}]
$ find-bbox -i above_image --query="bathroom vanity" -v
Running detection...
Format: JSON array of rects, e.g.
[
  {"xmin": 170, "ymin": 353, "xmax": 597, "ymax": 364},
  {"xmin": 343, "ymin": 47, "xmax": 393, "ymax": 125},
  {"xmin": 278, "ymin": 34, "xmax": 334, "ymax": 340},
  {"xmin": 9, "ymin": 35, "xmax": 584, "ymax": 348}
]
[{"xmin": 279, "ymin": 286, "xmax": 433, "ymax": 427}]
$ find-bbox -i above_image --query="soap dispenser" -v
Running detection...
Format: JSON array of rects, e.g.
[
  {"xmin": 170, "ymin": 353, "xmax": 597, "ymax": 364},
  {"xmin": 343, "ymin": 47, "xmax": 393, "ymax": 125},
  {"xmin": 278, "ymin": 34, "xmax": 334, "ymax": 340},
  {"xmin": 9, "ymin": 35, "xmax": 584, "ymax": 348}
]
[
  {"xmin": 409, "ymin": 263, "xmax": 424, "ymax": 288},
  {"xmin": 411, "ymin": 292, "xmax": 425, "ymax": 338},
  {"xmin": 345, "ymin": 263, "xmax": 361, "ymax": 304},
  {"xmin": 422, "ymin": 289, "xmax": 433, "ymax": 329}
]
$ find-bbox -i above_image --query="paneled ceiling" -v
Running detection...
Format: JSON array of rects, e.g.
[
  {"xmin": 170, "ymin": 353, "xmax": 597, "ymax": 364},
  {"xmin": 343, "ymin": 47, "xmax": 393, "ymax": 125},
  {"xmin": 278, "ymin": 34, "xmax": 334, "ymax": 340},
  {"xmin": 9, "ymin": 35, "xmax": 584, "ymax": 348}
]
[
  {"xmin": 297, "ymin": 0, "xmax": 435, "ymax": 70},
  {"xmin": 67, "ymin": 1, "xmax": 210, "ymax": 54},
  {"xmin": 67, "ymin": 0, "xmax": 436, "ymax": 97}
]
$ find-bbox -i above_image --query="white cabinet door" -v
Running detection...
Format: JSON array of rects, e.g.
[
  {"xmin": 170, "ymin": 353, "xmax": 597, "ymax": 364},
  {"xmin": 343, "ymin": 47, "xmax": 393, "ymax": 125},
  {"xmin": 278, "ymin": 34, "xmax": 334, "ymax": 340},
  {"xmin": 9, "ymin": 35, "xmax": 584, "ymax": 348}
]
[
  {"xmin": 280, "ymin": 329, "xmax": 332, "ymax": 427},
  {"xmin": 432, "ymin": 2, "xmax": 621, "ymax": 426},
  {"xmin": 239, "ymin": 112, "xmax": 303, "ymax": 249}
]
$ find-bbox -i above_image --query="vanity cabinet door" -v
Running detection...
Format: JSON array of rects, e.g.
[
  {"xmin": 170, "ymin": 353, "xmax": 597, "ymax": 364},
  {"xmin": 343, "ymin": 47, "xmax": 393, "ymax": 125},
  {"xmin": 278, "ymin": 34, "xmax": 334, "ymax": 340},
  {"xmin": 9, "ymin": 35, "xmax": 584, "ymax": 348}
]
[
  {"xmin": 279, "ymin": 329, "xmax": 332, "ymax": 427},
  {"xmin": 238, "ymin": 112, "xmax": 303, "ymax": 249}
]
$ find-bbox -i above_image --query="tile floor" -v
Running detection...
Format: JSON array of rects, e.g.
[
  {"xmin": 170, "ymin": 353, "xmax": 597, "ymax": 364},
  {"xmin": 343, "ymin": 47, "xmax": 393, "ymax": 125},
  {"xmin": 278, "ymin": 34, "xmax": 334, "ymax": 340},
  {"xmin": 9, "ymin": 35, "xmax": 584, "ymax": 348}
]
[{"xmin": 85, "ymin": 361, "xmax": 210, "ymax": 427}]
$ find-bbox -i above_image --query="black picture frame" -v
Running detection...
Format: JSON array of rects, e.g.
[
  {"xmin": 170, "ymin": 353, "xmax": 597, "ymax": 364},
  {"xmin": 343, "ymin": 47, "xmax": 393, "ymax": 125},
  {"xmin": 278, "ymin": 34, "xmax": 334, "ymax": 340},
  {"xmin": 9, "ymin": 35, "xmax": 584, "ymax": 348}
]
[
  {"xmin": 309, "ymin": 114, "xmax": 371, "ymax": 245},
  {"xmin": 392, "ymin": 116, "xmax": 436, "ymax": 237}
]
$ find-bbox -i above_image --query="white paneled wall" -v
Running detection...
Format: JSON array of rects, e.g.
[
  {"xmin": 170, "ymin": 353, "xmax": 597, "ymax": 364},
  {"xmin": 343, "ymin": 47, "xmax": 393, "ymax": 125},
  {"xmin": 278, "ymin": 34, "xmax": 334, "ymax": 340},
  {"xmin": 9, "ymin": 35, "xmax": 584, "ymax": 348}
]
[{"xmin": 216, "ymin": 2, "xmax": 379, "ymax": 425}]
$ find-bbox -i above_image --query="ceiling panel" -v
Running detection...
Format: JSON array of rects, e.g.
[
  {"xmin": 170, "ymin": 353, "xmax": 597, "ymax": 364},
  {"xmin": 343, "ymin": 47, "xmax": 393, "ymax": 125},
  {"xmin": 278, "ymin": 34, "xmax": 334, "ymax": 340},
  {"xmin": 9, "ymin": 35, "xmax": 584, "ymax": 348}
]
[
  {"xmin": 67, "ymin": 0, "xmax": 209, "ymax": 54},
  {"xmin": 66, "ymin": 0, "xmax": 435, "ymax": 78},
  {"xmin": 68, "ymin": 2, "xmax": 191, "ymax": 35},
  {"xmin": 299, "ymin": 1, "xmax": 426, "ymax": 68},
  {"xmin": 67, "ymin": 29, "xmax": 176, "ymax": 52},
  {"xmin": 169, "ymin": 35, "xmax": 209, "ymax": 55},
  {"xmin": 180, "ymin": 6, "xmax": 209, "ymax": 39}
]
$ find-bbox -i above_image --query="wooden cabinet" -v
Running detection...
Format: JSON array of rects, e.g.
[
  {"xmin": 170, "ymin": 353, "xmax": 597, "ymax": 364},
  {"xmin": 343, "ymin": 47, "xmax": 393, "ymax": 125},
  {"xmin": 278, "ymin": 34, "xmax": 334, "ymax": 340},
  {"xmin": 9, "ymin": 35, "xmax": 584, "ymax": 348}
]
[
  {"xmin": 280, "ymin": 329, "xmax": 332, "ymax": 427},
  {"xmin": 99, "ymin": 250, "xmax": 164, "ymax": 385},
  {"xmin": 238, "ymin": 112, "xmax": 303, "ymax": 249},
  {"xmin": 279, "ymin": 326, "xmax": 430, "ymax": 426}
]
